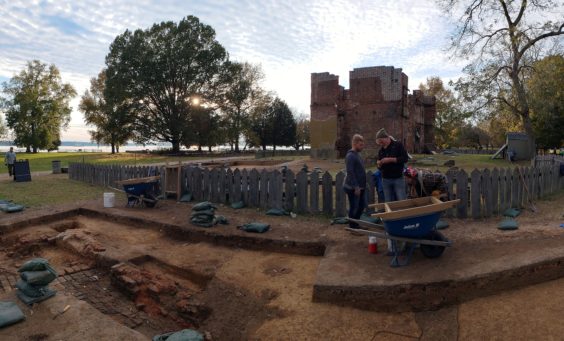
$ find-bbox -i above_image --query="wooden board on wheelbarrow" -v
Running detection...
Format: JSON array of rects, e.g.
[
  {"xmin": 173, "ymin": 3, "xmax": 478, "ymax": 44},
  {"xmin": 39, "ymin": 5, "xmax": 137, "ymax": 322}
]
[
  {"xmin": 116, "ymin": 176, "xmax": 161, "ymax": 186},
  {"xmin": 369, "ymin": 197, "xmax": 460, "ymax": 221}
]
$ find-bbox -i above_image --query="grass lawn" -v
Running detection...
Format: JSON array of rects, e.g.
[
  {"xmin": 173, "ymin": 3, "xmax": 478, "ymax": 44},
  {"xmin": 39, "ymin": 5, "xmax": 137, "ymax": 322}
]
[
  {"xmin": 0, "ymin": 152, "xmax": 225, "ymax": 174},
  {"xmin": 406, "ymin": 153, "xmax": 533, "ymax": 173},
  {"xmin": 0, "ymin": 174, "xmax": 119, "ymax": 208}
]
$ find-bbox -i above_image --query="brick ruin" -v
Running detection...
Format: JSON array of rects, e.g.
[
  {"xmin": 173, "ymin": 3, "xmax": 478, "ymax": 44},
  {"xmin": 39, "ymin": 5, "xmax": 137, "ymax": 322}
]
[{"xmin": 310, "ymin": 66, "xmax": 436, "ymax": 158}]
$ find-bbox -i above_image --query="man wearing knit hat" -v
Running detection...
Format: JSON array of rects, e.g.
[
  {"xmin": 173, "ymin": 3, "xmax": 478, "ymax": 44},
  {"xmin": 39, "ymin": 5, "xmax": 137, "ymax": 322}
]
[{"xmin": 376, "ymin": 128, "xmax": 408, "ymax": 202}]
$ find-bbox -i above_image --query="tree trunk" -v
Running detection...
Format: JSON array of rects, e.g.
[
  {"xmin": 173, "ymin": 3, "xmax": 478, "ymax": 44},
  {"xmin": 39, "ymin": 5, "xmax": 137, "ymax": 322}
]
[
  {"xmin": 32, "ymin": 146, "xmax": 38, "ymax": 153},
  {"xmin": 116, "ymin": 145, "xmax": 120, "ymax": 153},
  {"xmin": 171, "ymin": 140, "xmax": 180, "ymax": 153},
  {"xmin": 235, "ymin": 140, "xmax": 240, "ymax": 153},
  {"xmin": 26, "ymin": 146, "xmax": 31, "ymax": 153},
  {"xmin": 198, "ymin": 144, "xmax": 202, "ymax": 152},
  {"xmin": 111, "ymin": 143, "xmax": 115, "ymax": 154},
  {"xmin": 208, "ymin": 145, "xmax": 212, "ymax": 152}
]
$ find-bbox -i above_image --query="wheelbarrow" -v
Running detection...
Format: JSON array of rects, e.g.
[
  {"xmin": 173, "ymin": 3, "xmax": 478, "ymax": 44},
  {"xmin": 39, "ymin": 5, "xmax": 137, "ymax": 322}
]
[
  {"xmin": 115, "ymin": 176, "xmax": 160, "ymax": 208},
  {"xmin": 348, "ymin": 196, "xmax": 460, "ymax": 267}
]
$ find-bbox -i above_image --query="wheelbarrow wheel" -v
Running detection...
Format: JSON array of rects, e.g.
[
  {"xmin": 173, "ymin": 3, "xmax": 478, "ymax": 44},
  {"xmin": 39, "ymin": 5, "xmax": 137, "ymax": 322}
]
[
  {"xmin": 420, "ymin": 231, "xmax": 446, "ymax": 258},
  {"xmin": 143, "ymin": 193, "xmax": 157, "ymax": 208}
]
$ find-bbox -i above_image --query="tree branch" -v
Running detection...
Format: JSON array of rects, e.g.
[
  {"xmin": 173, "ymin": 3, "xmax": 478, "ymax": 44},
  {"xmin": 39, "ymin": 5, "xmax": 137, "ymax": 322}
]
[{"xmin": 519, "ymin": 23, "xmax": 564, "ymax": 57}]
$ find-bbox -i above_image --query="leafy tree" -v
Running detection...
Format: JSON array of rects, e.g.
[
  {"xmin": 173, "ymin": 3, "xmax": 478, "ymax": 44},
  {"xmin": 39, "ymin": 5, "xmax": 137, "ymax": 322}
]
[
  {"xmin": 249, "ymin": 96, "xmax": 296, "ymax": 154},
  {"xmin": 293, "ymin": 113, "xmax": 310, "ymax": 150},
  {"xmin": 0, "ymin": 115, "xmax": 7, "ymax": 138},
  {"xmin": 79, "ymin": 70, "xmax": 135, "ymax": 154},
  {"xmin": 218, "ymin": 62, "xmax": 264, "ymax": 152},
  {"xmin": 105, "ymin": 16, "xmax": 228, "ymax": 153},
  {"xmin": 418, "ymin": 77, "xmax": 469, "ymax": 149},
  {"xmin": 183, "ymin": 105, "xmax": 226, "ymax": 152},
  {"xmin": 1, "ymin": 60, "xmax": 76, "ymax": 153},
  {"xmin": 527, "ymin": 55, "xmax": 564, "ymax": 150},
  {"xmin": 438, "ymin": 0, "xmax": 563, "ymax": 154}
]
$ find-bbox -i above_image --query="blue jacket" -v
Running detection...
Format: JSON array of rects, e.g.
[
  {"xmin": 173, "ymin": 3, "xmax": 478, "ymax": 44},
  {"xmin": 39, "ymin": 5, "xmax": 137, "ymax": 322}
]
[{"xmin": 344, "ymin": 149, "xmax": 366, "ymax": 190}]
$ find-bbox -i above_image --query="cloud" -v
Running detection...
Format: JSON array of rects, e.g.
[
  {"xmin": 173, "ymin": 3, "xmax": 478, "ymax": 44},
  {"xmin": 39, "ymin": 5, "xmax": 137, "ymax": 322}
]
[{"xmin": 1, "ymin": 0, "xmax": 463, "ymax": 141}]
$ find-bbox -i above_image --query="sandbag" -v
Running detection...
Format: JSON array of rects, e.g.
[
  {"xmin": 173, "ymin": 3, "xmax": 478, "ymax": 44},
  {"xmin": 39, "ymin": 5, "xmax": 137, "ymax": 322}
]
[
  {"xmin": 20, "ymin": 270, "xmax": 57, "ymax": 286},
  {"xmin": 330, "ymin": 217, "xmax": 349, "ymax": 225},
  {"xmin": 180, "ymin": 193, "xmax": 192, "ymax": 202},
  {"xmin": 0, "ymin": 204, "xmax": 24, "ymax": 213},
  {"xmin": 152, "ymin": 329, "xmax": 204, "ymax": 341},
  {"xmin": 230, "ymin": 201, "xmax": 245, "ymax": 209},
  {"xmin": 18, "ymin": 258, "xmax": 51, "ymax": 272},
  {"xmin": 238, "ymin": 223, "xmax": 270, "ymax": 233},
  {"xmin": 192, "ymin": 202, "xmax": 216, "ymax": 211},
  {"xmin": 0, "ymin": 301, "xmax": 25, "ymax": 328},
  {"xmin": 436, "ymin": 220, "xmax": 449, "ymax": 230},
  {"xmin": 498, "ymin": 218, "xmax": 519, "ymax": 230},
  {"xmin": 360, "ymin": 214, "xmax": 381, "ymax": 224},
  {"xmin": 215, "ymin": 215, "xmax": 229, "ymax": 225},
  {"xmin": 15, "ymin": 280, "xmax": 45, "ymax": 298},
  {"xmin": 503, "ymin": 208, "xmax": 521, "ymax": 218},
  {"xmin": 265, "ymin": 208, "xmax": 289, "ymax": 216},
  {"xmin": 191, "ymin": 209, "xmax": 215, "ymax": 218}
]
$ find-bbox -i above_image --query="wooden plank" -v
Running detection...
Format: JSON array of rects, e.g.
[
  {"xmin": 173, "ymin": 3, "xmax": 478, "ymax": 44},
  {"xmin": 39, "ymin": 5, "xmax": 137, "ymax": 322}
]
[
  {"xmin": 505, "ymin": 168, "xmax": 512, "ymax": 210},
  {"xmin": 260, "ymin": 169, "xmax": 269, "ymax": 209},
  {"xmin": 374, "ymin": 199, "xmax": 460, "ymax": 220},
  {"xmin": 232, "ymin": 169, "xmax": 241, "ymax": 204},
  {"xmin": 225, "ymin": 169, "xmax": 233, "ymax": 204},
  {"xmin": 490, "ymin": 168, "xmax": 499, "ymax": 215},
  {"xmin": 322, "ymin": 171, "xmax": 333, "ymax": 215},
  {"xmin": 445, "ymin": 170, "xmax": 455, "ymax": 217},
  {"xmin": 511, "ymin": 168, "xmax": 520, "ymax": 208},
  {"xmin": 295, "ymin": 170, "xmax": 308, "ymax": 213},
  {"xmin": 284, "ymin": 169, "xmax": 295, "ymax": 212},
  {"xmin": 335, "ymin": 171, "xmax": 346, "ymax": 217},
  {"xmin": 210, "ymin": 168, "xmax": 218, "ymax": 202},
  {"xmin": 272, "ymin": 170, "xmax": 283, "ymax": 209},
  {"xmin": 267, "ymin": 171, "xmax": 276, "ymax": 209},
  {"xmin": 241, "ymin": 169, "xmax": 249, "ymax": 205},
  {"xmin": 202, "ymin": 168, "xmax": 210, "ymax": 201},
  {"xmin": 456, "ymin": 169, "xmax": 468, "ymax": 218},
  {"xmin": 249, "ymin": 169, "xmax": 259, "ymax": 207},
  {"xmin": 482, "ymin": 169, "xmax": 492, "ymax": 218},
  {"xmin": 309, "ymin": 171, "xmax": 319, "ymax": 214}
]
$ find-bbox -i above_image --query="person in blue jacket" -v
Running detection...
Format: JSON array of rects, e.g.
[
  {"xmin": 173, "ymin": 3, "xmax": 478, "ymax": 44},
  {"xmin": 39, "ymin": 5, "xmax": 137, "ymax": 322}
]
[{"xmin": 343, "ymin": 134, "xmax": 366, "ymax": 229}]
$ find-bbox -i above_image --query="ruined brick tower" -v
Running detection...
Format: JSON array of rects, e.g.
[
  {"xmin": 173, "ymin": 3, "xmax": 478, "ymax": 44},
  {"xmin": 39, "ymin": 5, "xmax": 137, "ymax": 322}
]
[{"xmin": 310, "ymin": 66, "xmax": 436, "ymax": 158}]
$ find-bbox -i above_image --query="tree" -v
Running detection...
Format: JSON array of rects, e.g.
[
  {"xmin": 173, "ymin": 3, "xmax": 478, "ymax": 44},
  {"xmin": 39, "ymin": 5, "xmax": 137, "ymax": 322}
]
[
  {"xmin": 527, "ymin": 55, "xmax": 564, "ymax": 150},
  {"xmin": 183, "ymin": 105, "xmax": 226, "ymax": 152},
  {"xmin": 218, "ymin": 62, "xmax": 264, "ymax": 152},
  {"xmin": 0, "ymin": 115, "xmax": 7, "ymax": 138},
  {"xmin": 418, "ymin": 77, "xmax": 469, "ymax": 149},
  {"xmin": 248, "ymin": 96, "xmax": 296, "ymax": 154},
  {"xmin": 105, "ymin": 16, "xmax": 228, "ymax": 153},
  {"xmin": 1, "ymin": 60, "xmax": 76, "ymax": 153},
  {"xmin": 293, "ymin": 113, "xmax": 310, "ymax": 150},
  {"xmin": 438, "ymin": 0, "xmax": 563, "ymax": 154},
  {"xmin": 79, "ymin": 70, "xmax": 135, "ymax": 154}
]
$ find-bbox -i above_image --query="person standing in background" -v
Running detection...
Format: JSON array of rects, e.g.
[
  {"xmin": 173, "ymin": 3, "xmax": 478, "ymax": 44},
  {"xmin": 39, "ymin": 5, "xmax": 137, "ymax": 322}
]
[
  {"xmin": 376, "ymin": 129, "xmax": 408, "ymax": 202},
  {"xmin": 4, "ymin": 147, "xmax": 16, "ymax": 177},
  {"xmin": 343, "ymin": 134, "xmax": 367, "ymax": 229}
]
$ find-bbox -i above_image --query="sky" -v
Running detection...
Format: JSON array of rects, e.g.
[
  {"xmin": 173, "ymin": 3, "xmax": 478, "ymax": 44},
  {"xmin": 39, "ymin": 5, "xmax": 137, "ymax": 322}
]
[{"xmin": 0, "ymin": 0, "xmax": 468, "ymax": 141}]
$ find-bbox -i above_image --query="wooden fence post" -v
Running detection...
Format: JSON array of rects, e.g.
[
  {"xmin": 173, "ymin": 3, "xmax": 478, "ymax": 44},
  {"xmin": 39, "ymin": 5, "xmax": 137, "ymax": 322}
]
[
  {"xmin": 233, "ymin": 169, "xmax": 242, "ymax": 204},
  {"xmin": 284, "ymin": 169, "xmax": 294, "ymax": 211},
  {"xmin": 471, "ymin": 169, "xmax": 481, "ymax": 219},
  {"xmin": 259, "ymin": 170, "xmax": 268, "ymax": 209},
  {"xmin": 322, "ymin": 172, "xmax": 333, "ymax": 215},
  {"xmin": 335, "ymin": 171, "xmax": 346, "ymax": 217},
  {"xmin": 309, "ymin": 171, "xmax": 319, "ymax": 214},
  {"xmin": 249, "ymin": 169, "xmax": 259, "ymax": 207},
  {"xmin": 456, "ymin": 169, "xmax": 468, "ymax": 218},
  {"xmin": 490, "ymin": 168, "xmax": 499, "ymax": 215},
  {"xmin": 296, "ymin": 170, "xmax": 308, "ymax": 214},
  {"xmin": 482, "ymin": 168, "xmax": 492, "ymax": 218}
]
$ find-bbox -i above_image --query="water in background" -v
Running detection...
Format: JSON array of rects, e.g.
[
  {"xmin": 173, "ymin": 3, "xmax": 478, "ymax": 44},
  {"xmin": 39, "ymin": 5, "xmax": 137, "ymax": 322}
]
[{"xmin": 0, "ymin": 141, "xmax": 173, "ymax": 153}]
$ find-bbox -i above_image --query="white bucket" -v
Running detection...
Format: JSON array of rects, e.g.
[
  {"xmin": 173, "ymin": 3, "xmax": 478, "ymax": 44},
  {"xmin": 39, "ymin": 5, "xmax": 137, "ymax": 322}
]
[{"xmin": 103, "ymin": 192, "xmax": 115, "ymax": 208}]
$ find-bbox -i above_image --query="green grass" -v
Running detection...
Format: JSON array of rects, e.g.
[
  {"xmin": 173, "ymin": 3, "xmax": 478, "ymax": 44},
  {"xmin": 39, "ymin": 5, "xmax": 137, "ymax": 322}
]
[
  {"xmin": 0, "ymin": 152, "xmax": 222, "ymax": 174},
  {"xmin": 405, "ymin": 153, "xmax": 533, "ymax": 173},
  {"xmin": 0, "ymin": 174, "xmax": 119, "ymax": 208}
]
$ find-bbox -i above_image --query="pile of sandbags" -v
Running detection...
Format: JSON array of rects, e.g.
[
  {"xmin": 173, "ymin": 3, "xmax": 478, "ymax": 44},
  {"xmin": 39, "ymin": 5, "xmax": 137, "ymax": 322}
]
[
  {"xmin": 190, "ymin": 202, "xmax": 228, "ymax": 228},
  {"xmin": 15, "ymin": 258, "xmax": 57, "ymax": 305},
  {"xmin": 0, "ymin": 200, "xmax": 25, "ymax": 213}
]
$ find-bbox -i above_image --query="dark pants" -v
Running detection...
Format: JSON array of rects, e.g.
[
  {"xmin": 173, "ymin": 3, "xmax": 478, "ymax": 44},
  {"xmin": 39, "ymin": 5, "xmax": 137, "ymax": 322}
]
[
  {"xmin": 7, "ymin": 164, "xmax": 14, "ymax": 177},
  {"xmin": 345, "ymin": 189, "xmax": 366, "ymax": 228}
]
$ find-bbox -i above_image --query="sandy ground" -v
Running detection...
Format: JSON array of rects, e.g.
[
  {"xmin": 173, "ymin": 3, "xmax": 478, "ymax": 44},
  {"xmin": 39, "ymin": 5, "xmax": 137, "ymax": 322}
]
[{"xmin": 0, "ymin": 209, "xmax": 563, "ymax": 340}]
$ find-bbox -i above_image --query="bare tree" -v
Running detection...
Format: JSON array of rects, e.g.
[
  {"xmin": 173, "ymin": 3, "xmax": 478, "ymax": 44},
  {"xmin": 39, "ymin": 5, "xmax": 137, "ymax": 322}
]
[{"xmin": 439, "ymin": 0, "xmax": 563, "ymax": 153}]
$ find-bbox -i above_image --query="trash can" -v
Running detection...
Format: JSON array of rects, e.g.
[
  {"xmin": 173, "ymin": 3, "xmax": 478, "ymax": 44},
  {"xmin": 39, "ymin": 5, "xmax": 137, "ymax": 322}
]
[{"xmin": 52, "ymin": 160, "xmax": 61, "ymax": 174}]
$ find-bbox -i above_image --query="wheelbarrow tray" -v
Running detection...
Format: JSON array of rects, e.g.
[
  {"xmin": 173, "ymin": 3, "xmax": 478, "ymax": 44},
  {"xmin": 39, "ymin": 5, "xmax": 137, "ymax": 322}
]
[
  {"xmin": 115, "ymin": 176, "xmax": 160, "ymax": 206},
  {"xmin": 369, "ymin": 197, "xmax": 459, "ymax": 238}
]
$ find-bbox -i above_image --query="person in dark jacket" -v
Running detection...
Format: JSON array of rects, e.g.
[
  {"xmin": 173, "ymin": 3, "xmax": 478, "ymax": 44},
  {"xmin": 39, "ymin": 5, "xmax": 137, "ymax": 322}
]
[
  {"xmin": 343, "ymin": 134, "xmax": 366, "ymax": 228},
  {"xmin": 376, "ymin": 128, "xmax": 408, "ymax": 202}
]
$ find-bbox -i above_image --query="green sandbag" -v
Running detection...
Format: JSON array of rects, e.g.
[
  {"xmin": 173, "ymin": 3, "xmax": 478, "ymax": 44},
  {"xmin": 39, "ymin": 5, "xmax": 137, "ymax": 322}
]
[
  {"xmin": 0, "ymin": 301, "xmax": 25, "ymax": 328},
  {"xmin": 265, "ymin": 208, "xmax": 289, "ymax": 216},
  {"xmin": 191, "ymin": 209, "xmax": 215, "ymax": 218},
  {"xmin": 1, "ymin": 204, "xmax": 25, "ymax": 213},
  {"xmin": 498, "ymin": 218, "xmax": 519, "ymax": 230},
  {"xmin": 330, "ymin": 217, "xmax": 349, "ymax": 225},
  {"xmin": 215, "ymin": 215, "xmax": 229, "ymax": 225},
  {"xmin": 360, "ymin": 214, "xmax": 381, "ymax": 224},
  {"xmin": 238, "ymin": 223, "xmax": 270, "ymax": 233},
  {"xmin": 16, "ymin": 287, "xmax": 56, "ymax": 306},
  {"xmin": 190, "ymin": 219, "xmax": 214, "ymax": 228},
  {"xmin": 231, "ymin": 201, "xmax": 245, "ymax": 209},
  {"xmin": 180, "ymin": 193, "xmax": 192, "ymax": 202},
  {"xmin": 20, "ymin": 270, "xmax": 57, "ymax": 286},
  {"xmin": 436, "ymin": 220, "xmax": 449, "ymax": 230},
  {"xmin": 15, "ymin": 279, "xmax": 45, "ymax": 298},
  {"xmin": 503, "ymin": 208, "xmax": 521, "ymax": 218},
  {"xmin": 18, "ymin": 258, "xmax": 51, "ymax": 272},
  {"xmin": 152, "ymin": 329, "xmax": 204, "ymax": 341},
  {"xmin": 192, "ymin": 201, "xmax": 216, "ymax": 211}
]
